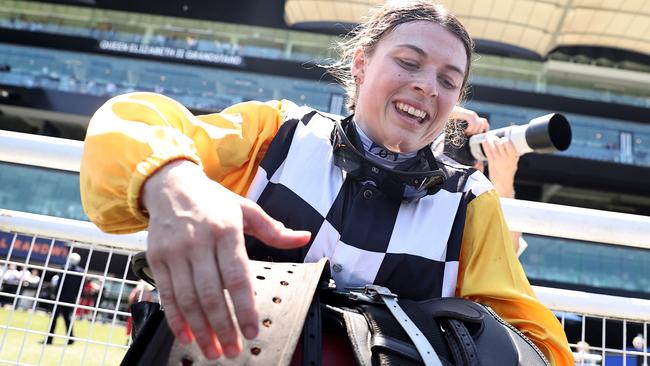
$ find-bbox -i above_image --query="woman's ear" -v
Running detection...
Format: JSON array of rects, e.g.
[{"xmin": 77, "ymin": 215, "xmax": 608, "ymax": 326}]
[{"xmin": 351, "ymin": 47, "xmax": 366, "ymax": 84}]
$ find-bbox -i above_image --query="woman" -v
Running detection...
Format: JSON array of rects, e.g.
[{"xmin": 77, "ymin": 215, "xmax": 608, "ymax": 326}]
[{"xmin": 80, "ymin": 1, "xmax": 572, "ymax": 364}]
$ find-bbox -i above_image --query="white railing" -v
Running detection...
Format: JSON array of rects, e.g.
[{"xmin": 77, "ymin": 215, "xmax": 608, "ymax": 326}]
[
  {"xmin": 0, "ymin": 130, "xmax": 83, "ymax": 173},
  {"xmin": 2, "ymin": 130, "xmax": 649, "ymax": 250},
  {"xmin": 1, "ymin": 130, "xmax": 649, "ymax": 365}
]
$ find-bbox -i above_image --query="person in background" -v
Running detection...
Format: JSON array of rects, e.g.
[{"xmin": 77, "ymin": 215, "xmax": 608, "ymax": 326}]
[
  {"xmin": 0, "ymin": 263, "xmax": 20, "ymax": 306},
  {"xmin": 41, "ymin": 252, "xmax": 83, "ymax": 345},
  {"xmin": 480, "ymin": 134, "xmax": 527, "ymax": 255},
  {"xmin": 80, "ymin": 1, "xmax": 571, "ymax": 363},
  {"xmin": 76, "ymin": 278, "xmax": 100, "ymax": 319},
  {"xmin": 17, "ymin": 268, "xmax": 41, "ymax": 310}
]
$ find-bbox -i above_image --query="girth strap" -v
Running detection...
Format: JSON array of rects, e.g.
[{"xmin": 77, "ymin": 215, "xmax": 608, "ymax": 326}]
[{"xmin": 348, "ymin": 285, "xmax": 443, "ymax": 366}]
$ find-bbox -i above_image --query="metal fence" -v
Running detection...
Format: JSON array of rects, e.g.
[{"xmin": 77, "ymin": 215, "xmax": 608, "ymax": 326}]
[
  {"xmin": 0, "ymin": 210, "xmax": 147, "ymax": 366},
  {"xmin": 1, "ymin": 131, "xmax": 649, "ymax": 365}
]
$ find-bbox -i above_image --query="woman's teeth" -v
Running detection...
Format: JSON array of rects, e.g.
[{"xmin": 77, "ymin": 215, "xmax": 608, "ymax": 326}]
[{"xmin": 396, "ymin": 102, "xmax": 427, "ymax": 121}]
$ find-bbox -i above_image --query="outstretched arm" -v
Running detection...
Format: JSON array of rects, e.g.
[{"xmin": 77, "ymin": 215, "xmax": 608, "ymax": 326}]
[
  {"xmin": 80, "ymin": 93, "xmax": 311, "ymax": 360},
  {"xmin": 142, "ymin": 160, "xmax": 310, "ymax": 359}
]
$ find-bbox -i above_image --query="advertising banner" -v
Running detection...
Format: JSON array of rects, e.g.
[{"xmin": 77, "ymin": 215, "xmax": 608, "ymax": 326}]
[{"xmin": 0, "ymin": 231, "xmax": 69, "ymax": 265}]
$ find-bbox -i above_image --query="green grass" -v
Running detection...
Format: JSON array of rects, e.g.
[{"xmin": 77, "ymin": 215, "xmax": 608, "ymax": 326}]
[{"xmin": 0, "ymin": 307, "xmax": 128, "ymax": 365}]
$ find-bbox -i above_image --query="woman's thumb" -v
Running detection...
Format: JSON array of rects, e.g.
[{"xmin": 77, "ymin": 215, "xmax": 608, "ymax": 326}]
[{"xmin": 239, "ymin": 199, "xmax": 311, "ymax": 248}]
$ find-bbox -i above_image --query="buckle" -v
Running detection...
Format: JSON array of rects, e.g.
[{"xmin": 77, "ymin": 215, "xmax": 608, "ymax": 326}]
[
  {"xmin": 345, "ymin": 285, "xmax": 397, "ymax": 303},
  {"xmin": 345, "ymin": 285, "xmax": 443, "ymax": 366}
]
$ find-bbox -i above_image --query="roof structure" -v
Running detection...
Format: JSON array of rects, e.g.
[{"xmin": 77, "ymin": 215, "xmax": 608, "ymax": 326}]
[{"xmin": 284, "ymin": 0, "xmax": 650, "ymax": 58}]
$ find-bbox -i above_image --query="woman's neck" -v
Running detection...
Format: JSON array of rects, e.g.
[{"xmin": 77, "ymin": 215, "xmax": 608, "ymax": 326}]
[{"xmin": 353, "ymin": 123, "xmax": 417, "ymax": 168}]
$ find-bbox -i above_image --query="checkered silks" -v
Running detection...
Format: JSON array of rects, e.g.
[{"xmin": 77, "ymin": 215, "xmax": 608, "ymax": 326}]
[{"xmin": 245, "ymin": 107, "xmax": 491, "ymax": 300}]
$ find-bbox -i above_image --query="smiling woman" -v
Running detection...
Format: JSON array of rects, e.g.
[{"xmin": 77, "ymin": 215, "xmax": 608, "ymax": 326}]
[
  {"xmin": 325, "ymin": 1, "xmax": 473, "ymax": 115},
  {"xmin": 79, "ymin": 1, "xmax": 573, "ymax": 365},
  {"xmin": 351, "ymin": 21, "xmax": 467, "ymax": 152}
]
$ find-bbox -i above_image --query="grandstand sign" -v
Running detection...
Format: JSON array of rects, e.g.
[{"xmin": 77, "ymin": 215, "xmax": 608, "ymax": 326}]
[
  {"xmin": 0, "ymin": 231, "xmax": 69, "ymax": 265},
  {"xmin": 98, "ymin": 40, "xmax": 244, "ymax": 67}
]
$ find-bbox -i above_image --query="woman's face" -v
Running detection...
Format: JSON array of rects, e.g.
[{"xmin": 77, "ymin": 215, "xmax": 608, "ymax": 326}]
[{"xmin": 352, "ymin": 21, "xmax": 467, "ymax": 153}]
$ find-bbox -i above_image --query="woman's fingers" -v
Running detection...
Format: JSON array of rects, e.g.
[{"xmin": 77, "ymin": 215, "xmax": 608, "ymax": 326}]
[
  {"xmin": 145, "ymin": 250, "xmax": 198, "ymax": 349},
  {"xmin": 481, "ymin": 134, "xmax": 498, "ymax": 160},
  {"xmin": 481, "ymin": 135, "xmax": 519, "ymax": 198},
  {"xmin": 493, "ymin": 137, "xmax": 507, "ymax": 157},
  {"xmin": 450, "ymin": 106, "xmax": 489, "ymax": 136},
  {"xmin": 501, "ymin": 137, "xmax": 519, "ymax": 160},
  {"xmin": 239, "ymin": 198, "xmax": 312, "ymax": 248},
  {"xmin": 168, "ymin": 256, "xmax": 223, "ymax": 359},
  {"xmin": 141, "ymin": 163, "xmax": 311, "ymax": 361},
  {"xmin": 213, "ymin": 228, "xmax": 259, "ymax": 342},
  {"xmin": 190, "ymin": 249, "xmax": 239, "ymax": 358}
]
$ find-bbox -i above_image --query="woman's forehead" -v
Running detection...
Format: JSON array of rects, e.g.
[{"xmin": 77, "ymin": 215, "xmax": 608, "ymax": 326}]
[{"xmin": 376, "ymin": 21, "xmax": 467, "ymax": 70}]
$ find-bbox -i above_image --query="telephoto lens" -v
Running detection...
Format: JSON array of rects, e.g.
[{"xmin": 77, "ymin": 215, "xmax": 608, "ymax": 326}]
[{"xmin": 467, "ymin": 113, "xmax": 572, "ymax": 162}]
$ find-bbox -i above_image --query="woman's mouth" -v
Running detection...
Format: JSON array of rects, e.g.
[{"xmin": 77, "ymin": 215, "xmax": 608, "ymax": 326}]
[{"xmin": 395, "ymin": 102, "xmax": 428, "ymax": 124}]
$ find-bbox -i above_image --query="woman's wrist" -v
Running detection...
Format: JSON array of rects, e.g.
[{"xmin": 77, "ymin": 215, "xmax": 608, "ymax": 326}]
[
  {"xmin": 493, "ymin": 183, "xmax": 515, "ymax": 199},
  {"xmin": 142, "ymin": 159, "xmax": 203, "ymax": 213}
]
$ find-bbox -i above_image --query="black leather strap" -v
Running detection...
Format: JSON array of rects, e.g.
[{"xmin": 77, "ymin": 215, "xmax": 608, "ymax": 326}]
[
  {"xmin": 442, "ymin": 318, "xmax": 481, "ymax": 366},
  {"xmin": 120, "ymin": 303, "xmax": 169, "ymax": 366},
  {"xmin": 302, "ymin": 291, "xmax": 322, "ymax": 366},
  {"xmin": 129, "ymin": 301, "xmax": 161, "ymax": 342},
  {"xmin": 371, "ymin": 334, "xmax": 421, "ymax": 362}
]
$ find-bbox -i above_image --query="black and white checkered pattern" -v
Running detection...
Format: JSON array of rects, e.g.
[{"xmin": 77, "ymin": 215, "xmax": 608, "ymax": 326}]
[{"xmin": 245, "ymin": 106, "xmax": 492, "ymax": 300}]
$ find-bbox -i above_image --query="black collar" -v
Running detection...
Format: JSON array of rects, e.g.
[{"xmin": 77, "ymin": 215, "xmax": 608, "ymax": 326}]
[{"xmin": 331, "ymin": 115, "xmax": 447, "ymax": 200}]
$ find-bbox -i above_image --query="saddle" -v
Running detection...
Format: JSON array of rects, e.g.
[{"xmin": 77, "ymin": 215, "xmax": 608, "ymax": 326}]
[{"xmin": 123, "ymin": 254, "xmax": 549, "ymax": 366}]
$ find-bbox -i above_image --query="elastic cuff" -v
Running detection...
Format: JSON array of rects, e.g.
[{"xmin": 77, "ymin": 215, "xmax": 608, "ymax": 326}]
[{"xmin": 127, "ymin": 153, "xmax": 203, "ymax": 223}]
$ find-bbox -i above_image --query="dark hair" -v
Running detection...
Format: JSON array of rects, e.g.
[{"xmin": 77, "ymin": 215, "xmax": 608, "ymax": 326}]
[{"xmin": 325, "ymin": 1, "xmax": 474, "ymax": 113}]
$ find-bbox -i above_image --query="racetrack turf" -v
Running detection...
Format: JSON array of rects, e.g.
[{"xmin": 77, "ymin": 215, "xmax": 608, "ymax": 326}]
[{"xmin": 0, "ymin": 307, "xmax": 128, "ymax": 365}]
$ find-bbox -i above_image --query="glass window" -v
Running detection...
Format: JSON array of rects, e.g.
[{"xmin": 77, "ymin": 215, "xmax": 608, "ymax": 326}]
[
  {"xmin": 0, "ymin": 162, "xmax": 86, "ymax": 221},
  {"xmin": 520, "ymin": 234, "xmax": 650, "ymax": 295}
]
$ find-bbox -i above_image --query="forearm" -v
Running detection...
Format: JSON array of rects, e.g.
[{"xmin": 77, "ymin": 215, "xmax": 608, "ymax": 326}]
[
  {"xmin": 80, "ymin": 93, "xmax": 205, "ymax": 233},
  {"xmin": 80, "ymin": 94, "xmax": 286, "ymax": 233},
  {"xmin": 492, "ymin": 181, "xmax": 514, "ymax": 199}
]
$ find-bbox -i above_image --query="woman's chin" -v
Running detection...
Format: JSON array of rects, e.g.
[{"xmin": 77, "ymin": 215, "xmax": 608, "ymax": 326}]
[{"xmin": 382, "ymin": 138, "xmax": 421, "ymax": 154}]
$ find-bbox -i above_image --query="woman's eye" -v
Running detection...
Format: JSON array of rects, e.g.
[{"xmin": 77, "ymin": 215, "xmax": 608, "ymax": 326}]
[
  {"xmin": 397, "ymin": 59, "xmax": 418, "ymax": 70},
  {"xmin": 440, "ymin": 77, "xmax": 457, "ymax": 90}
]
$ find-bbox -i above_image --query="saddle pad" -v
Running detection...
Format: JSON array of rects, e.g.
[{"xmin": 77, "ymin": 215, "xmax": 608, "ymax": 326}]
[{"xmin": 143, "ymin": 258, "xmax": 328, "ymax": 366}]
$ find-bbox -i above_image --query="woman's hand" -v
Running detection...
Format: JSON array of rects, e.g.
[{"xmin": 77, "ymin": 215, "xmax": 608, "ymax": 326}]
[
  {"xmin": 450, "ymin": 106, "xmax": 489, "ymax": 136},
  {"xmin": 142, "ymin": 160, "xmax": 311, "ymax": 360}
]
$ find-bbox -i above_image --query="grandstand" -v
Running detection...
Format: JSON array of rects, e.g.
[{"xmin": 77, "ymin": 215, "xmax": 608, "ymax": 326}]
[{"xmin": 0, "ymin": 0, "xmax": 649, "ymax": 365}]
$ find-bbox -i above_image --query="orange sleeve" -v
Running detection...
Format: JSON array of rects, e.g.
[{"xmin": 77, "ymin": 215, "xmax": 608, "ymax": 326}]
[
  {"xmin": 457, "ymin": 190, "xmax": 574, "ymax": 366},
  {"xmin": 80, "ymin": 92, "xmax": 293, "ymax": 233}
]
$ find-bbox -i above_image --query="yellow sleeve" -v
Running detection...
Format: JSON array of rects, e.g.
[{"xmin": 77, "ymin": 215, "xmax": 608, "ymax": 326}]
[
  {"xmin": 457, "ymin": 190, "xmax": 573, "ymax": 366},
  {"xmin": 80, "ymin": 92, "xmax": 292, "ymax": 234}
]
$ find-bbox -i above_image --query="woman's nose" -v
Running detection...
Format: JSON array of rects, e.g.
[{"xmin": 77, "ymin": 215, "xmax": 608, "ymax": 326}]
[{"xmin": 413, "ymin": 77, "xmax": 438, "ymax": 98}]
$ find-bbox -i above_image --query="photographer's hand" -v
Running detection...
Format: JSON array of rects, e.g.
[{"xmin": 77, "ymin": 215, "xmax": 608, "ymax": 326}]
[
  {"xmin": 142, "ymin": 160, "xmax": 311, "ymax": 360},
  {"xmin": 481, "ymin": 135, "xmax": 519, "ymax": 198}
]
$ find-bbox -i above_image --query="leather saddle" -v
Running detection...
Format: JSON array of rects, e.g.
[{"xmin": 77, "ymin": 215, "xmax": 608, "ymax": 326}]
[{"xmin": 123, "ymin": 253, "xmax": 549, "ymax": 366}]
